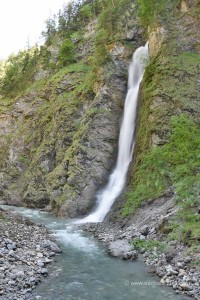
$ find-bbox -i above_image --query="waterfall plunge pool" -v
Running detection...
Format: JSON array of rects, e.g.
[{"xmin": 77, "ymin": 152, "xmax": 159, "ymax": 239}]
[{"xmin": 1, "ymin": 205, "xmax": 188, "ymax": 300}]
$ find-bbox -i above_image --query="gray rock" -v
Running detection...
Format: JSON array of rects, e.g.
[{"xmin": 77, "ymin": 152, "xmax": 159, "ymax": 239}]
[
  {"xmin": 123, "ymin": 250, "xmax": 138, "ymax": 260},
  {"xmin": 8, "ymin": 280, "xmax": 15, "ymax": 285},
  {"xmin": 140, "ymin": 225, "xmax": 149, "ymax": 236},
  {"xmin": 156, "ymin": 267, "xmax": 165, "ymax": 277},
  {"xmin": 179, "ymin": 282, "xmax": 192, "ymax": 291},
  {"xmin": 160, "ymin": 278, "xmax": 165, "ymax": 284},
  {"xmin": 37, "ymin": 260, "xmax": 45, "ymax": 267},
  {"xmin": 184, "ymin": 256, "xmax": 192, "ymax": 263},
  {"xmin": 108, "ymin": 240, "xmax": 132, "ymax": 257},
  {"xmin": 10, "ymin": 273, "xmax": 17, "ymax": 280},
  {"xmin": 178, "ymin": 269, "xmax": 187, "ymax": 277},
  {"xmin": 165, "ymin": 265, "xmax": 178, "ymax": 276},
  {"xmin": 4, "ymin": 239, "xmax": 13, "ymax": 244},
  {"xmin": 177, "ymin": 262, "xmax": 184, "ymax": 268},
  {"xmin": 41, "ymin": 240, "xmax": 62, "ymax": 253},
  {"xmin": 8, "ymin": 250, "xmax": 19, "ymax": 259},
  {"xmin": 37, "ymin": 252, "xmax": 43, "ymax": 258},
  {"xmin": 15, "ymin": 271, "xmax": 24, "ymax": 277},
  {"xmin": 40, "ymin": 268, "xmax": 48, "ymax": 275},
  {"xmin": 164, "ymin": 248, "xmax": 177, "ymax": 263},
  {"xmin": 7, "ymin": 243, "xmax": 16, "ymax": 250}
]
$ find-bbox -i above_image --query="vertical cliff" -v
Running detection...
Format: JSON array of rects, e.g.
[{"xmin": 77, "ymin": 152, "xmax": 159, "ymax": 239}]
[
  {"xmin": 0, "ymin": 0, "xmax": 145, "ymax": 217},
  {"xmin": 104, "ymin": 0, "xmax": 200, "ymax": 252}
]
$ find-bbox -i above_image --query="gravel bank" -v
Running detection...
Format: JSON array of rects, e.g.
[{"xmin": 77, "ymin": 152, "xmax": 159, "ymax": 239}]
[{"xmin": 0, "ymin": 208, "xmax": 61, "ymax": 300}]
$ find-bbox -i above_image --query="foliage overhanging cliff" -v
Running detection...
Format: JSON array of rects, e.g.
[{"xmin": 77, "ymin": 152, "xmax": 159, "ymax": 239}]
[{"xmin": 0, "ymin": 0, "xmax": 199, "ymax": 246}]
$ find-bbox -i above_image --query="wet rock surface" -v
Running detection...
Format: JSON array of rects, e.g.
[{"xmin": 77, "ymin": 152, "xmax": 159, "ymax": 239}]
[{"xmin": 0, "ymin": 208, "xmax": 61, "ymax": 300}]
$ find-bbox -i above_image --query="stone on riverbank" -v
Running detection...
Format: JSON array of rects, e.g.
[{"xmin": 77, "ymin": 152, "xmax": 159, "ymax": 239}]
[{"xmin": 0, "ymin": 208, "xmax": 61, "ymax": 300}]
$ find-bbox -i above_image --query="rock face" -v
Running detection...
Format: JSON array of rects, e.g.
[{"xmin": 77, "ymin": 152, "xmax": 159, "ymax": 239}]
[
  {"xmin": 148, "ymin": 26, "xmax": 167, "ymax": 57},
  {"xmin": 0, "ymin": 57, "xmax": 128, "ymax": 217},
  {"xmin": 51, "ymin": 66, "xmax": 129, "ymax": 217},
  {"xmin": 58, "ymin": 73, "xmax": 127, "ymax": 217},
  {"xmin": 180, "ymin": 0, "xmax": 198, "ymax": 12},
  {"xmin": 0, "ymin": 3, "xmax": 143, "ymax": 217},
  {"xmin": 106, "ymin": 0, "xmax": 200, "ymax": 222}
]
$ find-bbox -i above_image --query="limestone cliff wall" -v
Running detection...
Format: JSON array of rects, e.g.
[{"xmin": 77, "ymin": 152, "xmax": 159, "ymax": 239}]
[
  {"xmin": 0, "ymin": 50, "xmax": 129, "ymax": 216},
  {"xmin": 0, "ymin": 2, "xmax": 145, "ymax": 217},
  {"xmin": 107, "ymin": 0, "xmax": 200, "ymax": 222}
]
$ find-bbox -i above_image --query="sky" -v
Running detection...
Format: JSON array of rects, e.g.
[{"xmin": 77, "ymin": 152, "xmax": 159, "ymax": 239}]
[{"xmin": 0, "ymin": 0, "xmax": 70, "ymax": 60}]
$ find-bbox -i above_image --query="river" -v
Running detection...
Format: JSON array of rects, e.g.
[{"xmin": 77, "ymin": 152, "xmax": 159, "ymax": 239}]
[{"xmin": 1, "ymin": 206, "xmax": 188, "ymax": 300}]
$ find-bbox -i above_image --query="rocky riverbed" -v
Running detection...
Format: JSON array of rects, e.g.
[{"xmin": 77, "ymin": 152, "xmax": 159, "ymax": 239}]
[
  {"xmin": 80, "ymin": 195, "xmax": 200, "ymax": 300},
  {"xmin": 1, "ymin": 201, "xmax": 199, "ymax": 300},
  {"xmin": 82, "ymin": 222, "xmax": 199, "ymax": 299},
  {"xmin": 0, "ymin": 207, "xmax": 61, "ymax": 300}
]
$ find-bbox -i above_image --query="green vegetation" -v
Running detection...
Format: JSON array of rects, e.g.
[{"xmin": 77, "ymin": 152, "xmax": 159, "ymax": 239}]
[
  {"xmin": 0, "ymin": 47, "xmax": 39, "ymax": 97},
  {"xmin": 0, "ymin": 0, "xmax": 134, "ymax": 98},
  {"xmin": 166, "ymin": 216, "xmax": 200, "ymax": 251},
  {"xmin": 123, "ymin": 114, "xmax": 200, "ymax": 211},
  {"xmin": 138, "ymin": 0, "xmax": 179, "ymax": 27},
  {"xmin": 132, "ymin": 238, "xmax": 166, "ymax": 251},
  {"xmin": 123, "ymin": 0, "xmax": 200, "ymax": 248},
  {"xmin": 0, "ymin": 212, "xmax": 9, "ymax": 222},
  {"xmin": 58, "ymin": 38, "xmax": 75, "ymax": 67},
  {"xmin": 191, "ymin": 261, "xmax": 200, "ymax": 266},
  {"xmin": 124, "ymin": 114, "xmax": 200, "ymax": 247},
  {"xmin": 94, "ymin": 29, "xmax": 110, "ymax": 66}
]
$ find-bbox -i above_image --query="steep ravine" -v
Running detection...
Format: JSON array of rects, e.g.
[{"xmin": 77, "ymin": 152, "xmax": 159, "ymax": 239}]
[
  {"xmin": 0, "ymin": 1, "xmax": 145, "ymax": 217},
  {"xmin": 0, "ymin": 0, "xmax": 199, "ymax": 298}
]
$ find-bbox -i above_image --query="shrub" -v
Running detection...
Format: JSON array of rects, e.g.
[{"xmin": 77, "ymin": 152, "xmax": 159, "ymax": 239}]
[{"xmin": 58, "ymin": 38, "xmax": 75, "ymax": 67}]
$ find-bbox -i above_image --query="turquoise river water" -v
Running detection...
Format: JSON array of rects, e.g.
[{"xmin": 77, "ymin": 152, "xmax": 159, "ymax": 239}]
[{"xmin": 2, "ymin": 206, "xmax": 189, "ymax": 300}]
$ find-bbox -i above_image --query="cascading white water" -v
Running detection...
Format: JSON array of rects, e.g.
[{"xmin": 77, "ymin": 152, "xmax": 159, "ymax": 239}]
[{"xmin": 77, "ymin": 42, "xmax": 149, "ymax": 224}]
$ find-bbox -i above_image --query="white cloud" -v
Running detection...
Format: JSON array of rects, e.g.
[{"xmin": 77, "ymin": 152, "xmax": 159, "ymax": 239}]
[{"xmin": 0, "ymin": 0, "xmax": 70, "ymax": 59}]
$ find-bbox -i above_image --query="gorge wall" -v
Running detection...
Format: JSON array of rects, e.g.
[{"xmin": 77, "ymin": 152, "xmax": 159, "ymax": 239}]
[
  {"xmin": 106, "ymin": 0, "xmax": 200, "ymax": 255},
  {"xmin": 0, "ymin": 0, "xmax": 144, "ymax": 217},
  {"xmin": 0, "ymin": 0, "xmax": 199, "ymax": 234}
]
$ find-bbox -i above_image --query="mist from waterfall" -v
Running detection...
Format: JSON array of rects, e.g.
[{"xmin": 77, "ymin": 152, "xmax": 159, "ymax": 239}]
[{"xmin": 77, "ymin": 42, "xmax": 149, "ymax": 223}]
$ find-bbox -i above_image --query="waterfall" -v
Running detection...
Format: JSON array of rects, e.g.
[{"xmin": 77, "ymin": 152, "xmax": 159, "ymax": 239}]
[{"xmin": 77, "ymin": 42, "xmax": 149, "ymax": 224}]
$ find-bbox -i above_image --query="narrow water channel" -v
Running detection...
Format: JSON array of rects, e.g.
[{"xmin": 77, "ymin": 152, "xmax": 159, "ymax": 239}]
[{"xmin": 2, "ymin": 206, "xmax": 188, "ymax": 300}]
